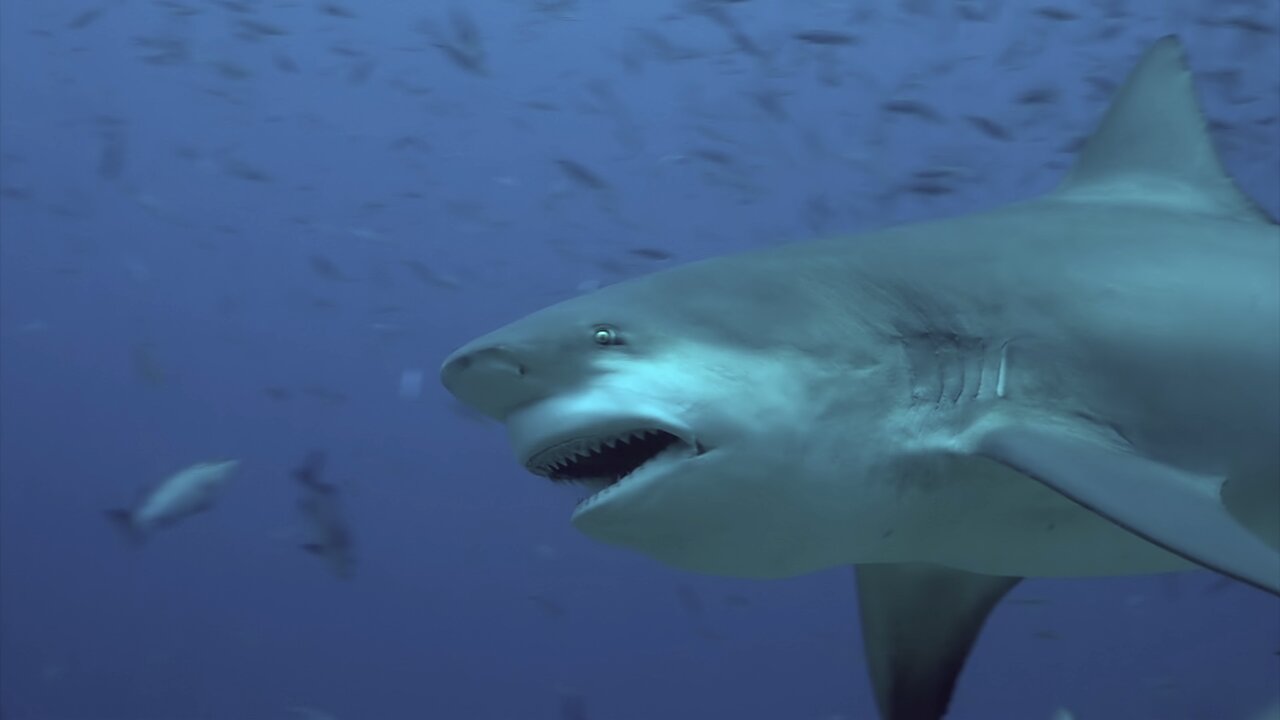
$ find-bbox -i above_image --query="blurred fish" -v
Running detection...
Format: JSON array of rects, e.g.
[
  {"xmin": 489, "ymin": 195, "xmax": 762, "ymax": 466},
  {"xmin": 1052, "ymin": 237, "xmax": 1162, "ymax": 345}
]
[
  {"xmin": 422, "ymin": 8, "xmax": 488, "ymax": 75},
  {"xmin": 400, "ymin": 259, "xmax": 460, "ymax": 289},
  {"xmin": 433, "ymin": 41, "xmax": 487, "ymax": 75},
  {"xmin": 1016, "ymin": 86, "xmax": 1059, "ymax": 105},
  {"xmin": 96, "ymin": 117, "xmax": 127, "ymax": 180},
  {"xmin": 235, "ymin": 19, "xmax": 288, "ymax": 39},
  {"xmin": 527, "ymin": 593, "xmax": 568, "ymax": 619},
  {"xmin": 318, "ymin": 3, "xmax": 356, "ymax": 18},
  {"xmin": 221, "ymin": 156, "xmax": 272, "ymax": 182},
  {"xmin": 307, "ymin": 254, "xmax": 347, "ymax": 281},
  {"xmin": 132, "ymin": 342, "xmax": 168, "ymax": 385},
  {"xmin": 67, "ymin": 6, "xmax": 107, "ymax": 30},
  {"xmin": 1033, "ymin": 6, "xmax": 1077, "ymax": 21},
  {"xmin": 105, "ymin": 460, "xmax": 240, "ymax": 544},
  {"xmin": 273, "ymin": 53, "xmax": 299, "ymax": 73},
  {"xmin": 292, "ymin": 451, "xmax": 354, "ymax": 579},
  {"xmin": 212, "ymin": 61, "xmax": 253, "ymax": 80},
  {"xmin": 555, "ymin": 158, "xmax": 610, "ymax": 191},
  {"xmin": 965, "ymin": 115, "xmax": 1012, "ymax": 141},
  {"xmin": 793, "ymin": 30, "xmax": 859, "ymax": 45},
  {"xmin": 882, "ymin": 99, "xmax": 945, "ymax": 123},
  {"xmin": 627, "ymin": 247, "xmax": 673, "ymax": 261},
  {"xmin": 955, "ymin": 0, "xmax": 1003, "ymax": 21},
  {"xmin": 133, "ymin": 35, "xmax": 189, "ymax": 65}
]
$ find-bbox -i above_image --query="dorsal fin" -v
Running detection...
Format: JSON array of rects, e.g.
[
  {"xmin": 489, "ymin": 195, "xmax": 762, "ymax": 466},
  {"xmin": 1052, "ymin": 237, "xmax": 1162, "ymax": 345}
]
[{"xmin": 1053, "ymin": 35, "xmax": 1272, "ymax": 224}]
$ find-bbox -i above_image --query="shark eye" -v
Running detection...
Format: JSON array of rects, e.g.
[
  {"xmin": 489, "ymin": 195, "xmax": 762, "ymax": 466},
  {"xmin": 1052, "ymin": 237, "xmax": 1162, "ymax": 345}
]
[{"xmin": 591, "ymin": 325, "xmax": 622, "ymax": 346}]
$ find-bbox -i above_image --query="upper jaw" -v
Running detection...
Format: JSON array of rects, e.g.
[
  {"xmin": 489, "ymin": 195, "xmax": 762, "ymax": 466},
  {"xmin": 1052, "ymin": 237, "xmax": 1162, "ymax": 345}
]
[
  {"xmin": 505, "ymin": 395, "xmax": 701, "ymax": 481},
  {"xmin": 524, "ymin": 426, "xmax": 701, "ymax": 484},
  {"xmin": 525, "ymin": 428, "xmax": 683, "ymax": 476}
]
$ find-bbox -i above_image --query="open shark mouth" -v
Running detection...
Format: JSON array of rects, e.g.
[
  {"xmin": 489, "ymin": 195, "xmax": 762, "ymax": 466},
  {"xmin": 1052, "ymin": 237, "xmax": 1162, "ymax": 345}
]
[{"xmin": 525, "ymin": 429, "xmax": 695, "ymax": 487}]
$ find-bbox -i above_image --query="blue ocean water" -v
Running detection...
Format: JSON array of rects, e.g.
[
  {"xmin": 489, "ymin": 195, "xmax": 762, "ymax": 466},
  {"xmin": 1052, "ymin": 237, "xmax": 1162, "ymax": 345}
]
[{"xmin": 1, "ymin": 1, "xmax": 1278, "ymax": 719}]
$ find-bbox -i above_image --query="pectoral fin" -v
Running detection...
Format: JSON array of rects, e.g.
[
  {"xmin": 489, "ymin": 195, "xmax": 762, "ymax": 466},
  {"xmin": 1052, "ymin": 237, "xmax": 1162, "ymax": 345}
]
[
  {"xmin": 976, "ymin": 426, "xmax": 1280, "ymax": 596},
  {"xmin": 855, "ymin": 563, "xmax": 1020, "ymax": 720}
]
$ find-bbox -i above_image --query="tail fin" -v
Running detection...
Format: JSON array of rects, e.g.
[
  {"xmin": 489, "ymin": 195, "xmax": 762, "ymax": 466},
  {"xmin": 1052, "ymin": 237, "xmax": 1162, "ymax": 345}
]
[{"xmin": 105, "ymin": 509, "xmax": 144, "ymax": 546}]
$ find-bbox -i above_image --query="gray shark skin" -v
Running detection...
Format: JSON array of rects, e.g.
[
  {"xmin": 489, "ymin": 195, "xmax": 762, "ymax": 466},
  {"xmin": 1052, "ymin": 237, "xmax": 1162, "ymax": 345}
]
[{"xmin": 440, "ymin": 36, "xmax": 1279, "ymax": 720}]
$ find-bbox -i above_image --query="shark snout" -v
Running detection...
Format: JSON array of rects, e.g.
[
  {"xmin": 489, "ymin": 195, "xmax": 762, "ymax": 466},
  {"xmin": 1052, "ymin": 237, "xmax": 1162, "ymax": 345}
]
[{"xmin": 440, "ymin": 343, "xmax": 541, "ymax": 419}]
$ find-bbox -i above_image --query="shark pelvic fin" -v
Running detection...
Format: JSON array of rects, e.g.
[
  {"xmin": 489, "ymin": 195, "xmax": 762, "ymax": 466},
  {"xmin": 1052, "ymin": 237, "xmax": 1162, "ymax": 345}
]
[{"xmin": 976, "ymin": 426, "xmax": 1280, "ymax": 596}]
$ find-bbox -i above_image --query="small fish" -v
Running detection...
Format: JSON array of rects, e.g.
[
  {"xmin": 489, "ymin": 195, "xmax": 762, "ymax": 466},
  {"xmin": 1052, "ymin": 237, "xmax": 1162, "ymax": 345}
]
[
  {"xmin": 400, "ymin": 259, "xmax": 459, "ymax": 289},
  {"xmin": 882, "ymin": 99, "xmax": 945, "ymax": 123},
  {"xmin": 1199, "ymin": 15, "xmax": 1277, "ymax": 35},
  {"xmin": 222, "ymin": 157, "xmax": 272, "ymax": 182},
  {"xmin": 318, "ymin": 3, "xmax": 356, "ymax": 18},
  {"xmin": 236, "ymin": 19, "xmax": 288, "ymax": 38},
  {"xmin": 308, "ymin": 254, "xmax": 346, "ymax": 281},
  {"xmin": 105, "ymin": 460, "xmax": 240, "ymax": 544},
  {"xmin": 965, "ymin": 115, "xmax": 1012, "ymax": 141},
  {"xmin": 432, "ymin": 41, "xmax": 487, "ymax": 76},
  {"xmin": 554, "ymin": 158, "xmax": 610, "ymax": 191},
  {"xmin": 212, "ymin": 60, "xmax": 252, "ymax": 80},
  {"xmin": 132, "ymin": 342, "xmax": 167, "ymax": 385},
  {"xmin": 67, "ymin": 6, "xmax": 107, "ymax": 29},
  {"xmin": 292, "ymin": 451, "xmax": 354, "ymax": 579},
  {"xmin": 956, "ymin": 0, "xmax": 1002, "ymax": 21},
  {"xmin": 688, "ymin": 147, "xmax": 735, "ymax": 166},
  {"xmin": 899, "ymin": 0, "xmax": 936, "ymax": 15},
  {"xmin": 793, "ymin": 30, "xmax": 859, "ymax": 45},
  {"xmin": 133, "ymin": 35, "xmax": 188, "ymax": 65},
  {"xmin": 1016, "ymin": 86, "xmax": 1059, "ymax": 105},
  {"xmin": 273, "ymin": 53, "xmax": 299, "ymax": 73},
  {"xmin": 97, "ymin": 122, "xmax": 127, "ymax": 180},
  {"xmin": 1033, "ymin": 6, "xmax": 1077, "ymax": 21},
  {"xmin": 347, "ymin": 58, "xmax": 376, "ymax": 85},
  {"xmin": 905, "ymin": 180, "xmax": 955, "ymax": 197},
  {"xmin": 627, "ymin": 247, "xmax": 673, "ymax": 261}
]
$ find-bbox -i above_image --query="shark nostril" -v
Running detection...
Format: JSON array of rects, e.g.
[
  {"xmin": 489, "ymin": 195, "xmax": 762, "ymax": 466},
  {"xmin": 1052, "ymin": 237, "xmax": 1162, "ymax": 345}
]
[{"xmin": 440, "ymin": 344, "xmax": 539, "ymax": 418}]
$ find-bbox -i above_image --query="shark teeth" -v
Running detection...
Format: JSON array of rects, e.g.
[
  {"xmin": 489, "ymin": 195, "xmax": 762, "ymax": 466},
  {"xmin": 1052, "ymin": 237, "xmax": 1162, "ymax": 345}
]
[{"xmin": 527, "ymin": 429, "xmax": 685, "ymax": 484}]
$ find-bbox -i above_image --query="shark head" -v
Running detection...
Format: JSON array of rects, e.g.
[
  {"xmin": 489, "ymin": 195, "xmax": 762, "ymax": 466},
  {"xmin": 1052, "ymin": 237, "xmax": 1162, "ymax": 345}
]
[{"xmin": 441, "ymin": 255, "xmax": 900, "ymax": 578}]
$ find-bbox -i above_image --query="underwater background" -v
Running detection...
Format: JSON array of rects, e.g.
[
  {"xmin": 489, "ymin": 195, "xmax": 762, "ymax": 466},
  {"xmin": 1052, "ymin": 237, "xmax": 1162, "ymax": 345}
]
[{"xmin": 1, "ymin": 1, "xmax": 1278, "ymax": 718}]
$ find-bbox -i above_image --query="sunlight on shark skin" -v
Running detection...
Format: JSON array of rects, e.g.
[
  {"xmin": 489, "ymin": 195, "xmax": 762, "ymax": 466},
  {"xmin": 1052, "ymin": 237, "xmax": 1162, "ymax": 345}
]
[{"xmin": 440, "ymin": 36, "xmax": 1279, "ymax": 720}]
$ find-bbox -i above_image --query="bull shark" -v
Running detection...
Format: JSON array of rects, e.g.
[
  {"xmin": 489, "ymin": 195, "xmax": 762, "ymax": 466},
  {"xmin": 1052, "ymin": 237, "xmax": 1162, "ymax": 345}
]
[{"xmin": 439, "ymin": 36, "xmax": 1279, "ymax": 720}]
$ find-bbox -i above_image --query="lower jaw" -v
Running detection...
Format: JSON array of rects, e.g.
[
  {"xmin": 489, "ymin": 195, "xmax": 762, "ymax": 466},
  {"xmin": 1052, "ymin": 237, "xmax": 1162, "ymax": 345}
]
[{"xmin": 573, "ymin": 471, "xmax": 640, "ymax": 510}]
